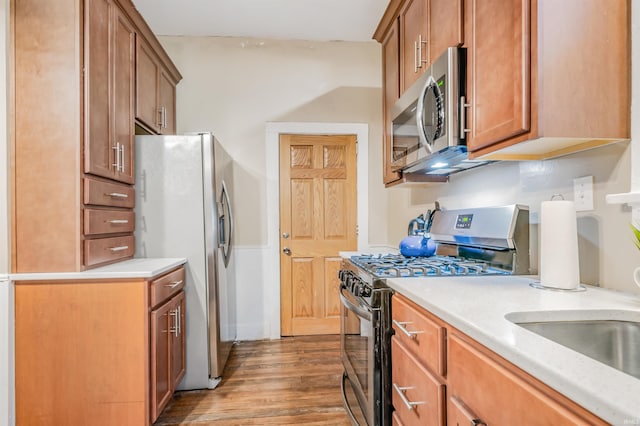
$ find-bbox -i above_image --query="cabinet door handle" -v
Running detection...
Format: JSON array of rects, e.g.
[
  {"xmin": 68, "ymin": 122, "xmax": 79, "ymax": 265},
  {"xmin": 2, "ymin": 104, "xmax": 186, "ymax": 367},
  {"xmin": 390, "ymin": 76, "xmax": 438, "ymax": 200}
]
[
  {"xmin": 107, "ymin": 219, "xmax": 129, "ymax": 224},
  {"xmin": 162, "ymin": 107, "xmax": 167, "ymax": 129},
  {"xmin": 157, "ymin": 107, "xmax": 163, "ymax": 128},
  {"xmin": 164, "ymin": 280, "xmax": 183, "ymax": 288},
  {"xmin": 106, "ymin": 192, "xmax": 129, "ymax": 198},
  {"xmin": 177, "ymin": 305, "xmax": 181, "ymax": 334},
  {"xmin": 418, "ymin": 34, "xmax": 427, "ymax": 68},
  {"xmin": 109, "ymin": 245, "xmax": 129, "ymax": 252},
  {"xmin": 392, "ymin": 383, "xmax": 426, "ymax": 411},
  {"xmin": 414, "ymin": 40, "xmax": 419, "ymax": 73},
  {"xmin": 112, "ymin": 143, "xmax": 120, "ymax": 171},
  {"xmin": 392, "ymin": 319, "xmax": 425, "ymax": 339},
  {"xmin": 120, "ymin": 144, "xmax": 125, "ymax": 172},
  {"xmin": 459, "ymin": 95, "xmax": 472, "ymax": 139}
]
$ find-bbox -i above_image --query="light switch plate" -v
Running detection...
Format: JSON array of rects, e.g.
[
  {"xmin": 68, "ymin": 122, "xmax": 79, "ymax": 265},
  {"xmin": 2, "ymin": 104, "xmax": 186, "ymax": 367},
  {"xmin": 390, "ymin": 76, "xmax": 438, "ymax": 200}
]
[{"xmin": 574, "ymin": 176, "xmax": 594, "ymax": 212}]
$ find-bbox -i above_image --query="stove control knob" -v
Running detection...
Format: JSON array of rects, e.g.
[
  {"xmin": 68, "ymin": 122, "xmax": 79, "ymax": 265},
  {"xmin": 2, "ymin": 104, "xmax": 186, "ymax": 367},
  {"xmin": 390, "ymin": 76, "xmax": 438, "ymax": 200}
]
[{"xmin": 361, "ymin": 286, "xmax": 371, "ymax": 298}]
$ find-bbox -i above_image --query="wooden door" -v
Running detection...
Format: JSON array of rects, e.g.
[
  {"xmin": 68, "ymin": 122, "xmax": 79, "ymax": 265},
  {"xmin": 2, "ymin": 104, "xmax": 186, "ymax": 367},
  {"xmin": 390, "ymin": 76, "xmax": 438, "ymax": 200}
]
[
  {"xmin": 112, "ymin": 6, "xmax": 135, "ymax": 183},
  {"xmin": 279, "ymin": 134, "xmax": 357, "ymax": 336},
  {"xmin": 465, "ymin": 0, "xmax": 531, "ymax": 152}
]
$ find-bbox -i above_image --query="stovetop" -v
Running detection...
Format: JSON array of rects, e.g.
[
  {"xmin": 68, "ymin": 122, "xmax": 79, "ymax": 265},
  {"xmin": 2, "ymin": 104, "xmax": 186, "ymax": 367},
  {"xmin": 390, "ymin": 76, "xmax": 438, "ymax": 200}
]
[{"xmin": 349, "ymin": 253, "xmax": 511, "ymax": 279}]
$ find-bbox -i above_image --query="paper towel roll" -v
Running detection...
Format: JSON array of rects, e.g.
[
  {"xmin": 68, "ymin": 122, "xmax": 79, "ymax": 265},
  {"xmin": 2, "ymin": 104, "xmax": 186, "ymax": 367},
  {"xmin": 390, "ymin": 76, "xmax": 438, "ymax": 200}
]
[{"xmin": 539, "ymin": 200, "xmax": 580, "ymax": 290}]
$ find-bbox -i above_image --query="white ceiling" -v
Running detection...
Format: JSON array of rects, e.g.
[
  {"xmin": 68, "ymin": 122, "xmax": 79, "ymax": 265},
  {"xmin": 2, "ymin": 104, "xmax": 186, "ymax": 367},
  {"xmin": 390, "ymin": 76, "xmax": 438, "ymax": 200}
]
[{"xmin": 131, "ymin": 0, "xmax": 390, "ymax": 42}]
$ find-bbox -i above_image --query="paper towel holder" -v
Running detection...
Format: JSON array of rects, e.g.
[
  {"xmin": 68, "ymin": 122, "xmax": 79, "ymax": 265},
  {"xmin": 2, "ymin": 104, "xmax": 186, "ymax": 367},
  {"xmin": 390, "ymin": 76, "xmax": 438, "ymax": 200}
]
[{"xmin": 529, "ymin": 281, "xmax": 587, "ymax": 292}]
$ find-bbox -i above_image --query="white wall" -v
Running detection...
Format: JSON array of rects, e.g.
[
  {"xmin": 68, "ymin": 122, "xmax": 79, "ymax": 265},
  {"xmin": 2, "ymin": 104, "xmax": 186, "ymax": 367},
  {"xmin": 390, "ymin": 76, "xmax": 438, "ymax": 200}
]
[{"xmin": 158, "ymin": 36, "xmax": 385, "ymax": 339}]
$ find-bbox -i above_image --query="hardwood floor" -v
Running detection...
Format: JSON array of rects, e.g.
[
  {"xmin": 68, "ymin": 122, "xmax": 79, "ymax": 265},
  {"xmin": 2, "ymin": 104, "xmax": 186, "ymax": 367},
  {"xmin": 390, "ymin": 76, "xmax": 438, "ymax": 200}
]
[{"xmin": 154, "ymin": 335, "xmax": 352, "ymax": 425}]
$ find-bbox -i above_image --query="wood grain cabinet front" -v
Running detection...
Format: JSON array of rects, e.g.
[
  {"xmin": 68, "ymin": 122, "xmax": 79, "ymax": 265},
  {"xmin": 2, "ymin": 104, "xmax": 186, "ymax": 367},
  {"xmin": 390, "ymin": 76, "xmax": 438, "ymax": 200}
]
[
  {"xmin": 447, "ymin": 332, "xmax": 608, "ymax": 425},
  {"xmin": 392, "ymin": 293, "xmax": 446, "ymax": 377},
  {"xmin": 391, "ymin": 337, "xmax": 446, "ymax": 426},
  {"xmin": 136, "ymin": 36, "xmax": 178, "ymax": 135},
  {"xmin": 464, "ymin": 0, "xmax": 630, "ymax": 160},
  {"xmin": 15, "ymin": 265, "xmax": 187, "ymax": 425},
  {"xmin": 12, "ymin": 0, "xmax": 181, "ymax": 272},
  {"xmin": 390, "ymin": 293, "xmax": 607, "ymax": 425}
]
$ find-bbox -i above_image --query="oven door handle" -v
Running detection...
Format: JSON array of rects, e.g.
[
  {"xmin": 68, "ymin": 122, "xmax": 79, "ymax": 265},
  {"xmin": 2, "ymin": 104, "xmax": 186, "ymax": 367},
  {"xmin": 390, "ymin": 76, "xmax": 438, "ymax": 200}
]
[{"xmin": 339, "ymin": 285, "xmax": 373, "ymax": 321}]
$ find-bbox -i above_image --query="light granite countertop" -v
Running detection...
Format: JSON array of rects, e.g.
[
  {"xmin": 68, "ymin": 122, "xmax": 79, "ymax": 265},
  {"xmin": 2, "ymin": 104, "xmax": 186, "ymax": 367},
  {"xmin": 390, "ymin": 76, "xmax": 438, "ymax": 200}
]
[
  {"xmin": 387, "ymin": 275, "xmax": 640, "ymax": 425},
  {"xmin": 10, "ymin": 257, "xmax": 187, "ymax": 281}
]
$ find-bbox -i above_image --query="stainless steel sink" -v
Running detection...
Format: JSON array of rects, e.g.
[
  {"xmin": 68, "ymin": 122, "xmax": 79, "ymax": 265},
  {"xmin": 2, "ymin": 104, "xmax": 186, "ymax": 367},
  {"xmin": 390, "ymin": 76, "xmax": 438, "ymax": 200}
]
[{"xmin": 514, "ymin": 319, "xmax": 640, "ymax": 379}]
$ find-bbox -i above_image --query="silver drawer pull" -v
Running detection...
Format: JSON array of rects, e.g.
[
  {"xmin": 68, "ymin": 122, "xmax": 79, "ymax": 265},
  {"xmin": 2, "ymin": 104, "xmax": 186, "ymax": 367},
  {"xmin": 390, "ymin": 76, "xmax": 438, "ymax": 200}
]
[
  {"xmin": 164, "ymin": 280, "xmax": 183, "ymax": 288},
  {"xmin": 106, "ymin": 192, "xmax": 128, "ymax": 198},
  {"xmin": 393, "ymin": 319, "xmax": 425, "ymax": 339},
  {"xmin": 108, "ymin": 219, "xmax": 129, "ymax": 224},
  {"xmin": 393, "ymin": 383, "xmax": 426, "ymax": 411},
  {"xmin": 109, "ymin": 245, "xmax": 129, "ymax": 252}
]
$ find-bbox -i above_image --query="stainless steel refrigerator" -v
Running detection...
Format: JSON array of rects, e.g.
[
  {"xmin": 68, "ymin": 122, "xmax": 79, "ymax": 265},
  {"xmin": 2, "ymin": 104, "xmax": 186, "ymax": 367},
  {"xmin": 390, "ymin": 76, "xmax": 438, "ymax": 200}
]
[{"xmin": 135, "ymin": 132, "xmax": 236, "ymax": 390}]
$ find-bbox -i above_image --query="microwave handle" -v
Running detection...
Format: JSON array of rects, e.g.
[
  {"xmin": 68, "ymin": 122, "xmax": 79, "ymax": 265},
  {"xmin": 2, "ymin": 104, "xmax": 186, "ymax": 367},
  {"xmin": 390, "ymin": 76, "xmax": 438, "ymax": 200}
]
[{"xmin": 460, "ymin": 95, "xmax": 471, "ymax": 140}]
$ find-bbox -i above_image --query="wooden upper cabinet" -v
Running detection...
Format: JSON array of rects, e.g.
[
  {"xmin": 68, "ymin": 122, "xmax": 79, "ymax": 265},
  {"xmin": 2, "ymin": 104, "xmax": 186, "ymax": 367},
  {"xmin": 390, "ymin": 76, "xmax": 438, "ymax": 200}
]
[
  {"xmin": 399, "ymin": 0, "xmax": 428, "ymax": 93},
  {"xmin": 463, "ymin": 0, "xmax": 531, "ymax": 152},
  {"xmin": 112, "ymin": 6, "xmax": 136, "ymax": 183},
  {"xmin": 464, "ymin": 0, "xmax": 630, "ymax": 160},
  {"xmin": 159, "ymin": 69, "xmax": 177, "ymax": 135},
  {"xmin": 428, "ymin": 0, "xmax": 463, "ymax": 65},
  {"xmin": 382, "ymin": 19, "xmax": 402, "ymax": 185},
  {"xmin": 85, "ymin": 0, "xmax": 135, "ymax": 184},
  {"xmin": 136, "ymin": 36, "xmax": 178, "ymax": 135}
]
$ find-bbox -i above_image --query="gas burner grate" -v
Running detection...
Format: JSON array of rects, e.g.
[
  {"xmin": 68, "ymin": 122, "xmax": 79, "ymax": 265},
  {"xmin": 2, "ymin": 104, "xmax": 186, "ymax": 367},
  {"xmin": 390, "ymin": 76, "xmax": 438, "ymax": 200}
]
[{"xmin": 349, "ymin": 254, "xmax": 510, "ymax": 278}]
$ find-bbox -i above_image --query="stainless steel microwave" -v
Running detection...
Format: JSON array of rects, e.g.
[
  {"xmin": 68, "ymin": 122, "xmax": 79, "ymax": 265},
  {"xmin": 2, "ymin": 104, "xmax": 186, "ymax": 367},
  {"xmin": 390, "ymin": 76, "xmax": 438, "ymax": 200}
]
[{"xmin": 390, "ymin": 47, "xmax": 489, "ymax": 176}]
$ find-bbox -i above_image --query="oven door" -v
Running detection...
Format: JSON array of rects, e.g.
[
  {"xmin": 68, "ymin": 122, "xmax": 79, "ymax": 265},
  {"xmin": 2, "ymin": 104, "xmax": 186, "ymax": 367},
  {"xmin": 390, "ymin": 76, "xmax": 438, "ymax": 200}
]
[{"xmin": 339, "ymin": 283, "xmax": 378, "ymax": 426}]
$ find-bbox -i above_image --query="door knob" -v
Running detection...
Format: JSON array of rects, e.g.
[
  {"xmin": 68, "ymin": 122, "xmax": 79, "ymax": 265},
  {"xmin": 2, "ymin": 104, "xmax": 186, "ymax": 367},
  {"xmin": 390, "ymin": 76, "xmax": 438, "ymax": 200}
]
[
  {"xmin": 283, "ymin": 247, "xmax": 291, "ymax": 255},
  {"xmin": 282, "ymin": 232, "xmax": 290, "ymax": 239}
]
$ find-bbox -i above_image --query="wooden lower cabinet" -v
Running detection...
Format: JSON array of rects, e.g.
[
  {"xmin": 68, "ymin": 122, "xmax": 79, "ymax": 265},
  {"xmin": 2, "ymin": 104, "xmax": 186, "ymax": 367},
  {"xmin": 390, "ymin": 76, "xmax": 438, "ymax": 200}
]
[
  {"xmin": 151, "ymin": 291, "xmax": 186, "ymax": 422},
  {"xmin": 447, "ymin": 333, "xmax": 607, "ymax": 426},
  {"xmin": 15, "ymin": 265, "xmax": 186, "ymax": 426},
  {"xmin": 391, "ymin": 337, "xmax": 446, "ymax": 426},
  {"xmin": 390, "ymin": 294, "xmax": 606, "ymax": 426}
]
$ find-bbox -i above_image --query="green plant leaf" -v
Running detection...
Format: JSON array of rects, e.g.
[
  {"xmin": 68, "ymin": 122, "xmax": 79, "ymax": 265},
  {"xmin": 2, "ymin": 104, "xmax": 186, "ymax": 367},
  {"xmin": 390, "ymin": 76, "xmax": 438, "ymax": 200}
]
[{"xmin": 630, "ymin": 223, "xmax": 640, "ymax": 249}]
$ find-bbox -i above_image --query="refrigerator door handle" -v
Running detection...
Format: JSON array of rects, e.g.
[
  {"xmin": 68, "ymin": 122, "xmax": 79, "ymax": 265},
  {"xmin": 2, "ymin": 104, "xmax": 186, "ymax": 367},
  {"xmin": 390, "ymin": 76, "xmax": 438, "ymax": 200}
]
[{"xmin": 219, "ymin": 180, "xmax": 233, "ymax": 267}]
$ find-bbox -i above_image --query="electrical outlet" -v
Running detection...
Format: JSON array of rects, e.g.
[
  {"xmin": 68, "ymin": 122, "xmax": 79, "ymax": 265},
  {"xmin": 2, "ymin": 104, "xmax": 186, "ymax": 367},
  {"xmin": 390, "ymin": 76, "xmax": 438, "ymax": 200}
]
[{"xmin": 573, "ymin": 176, "xmax": 594, "ymax": 212}]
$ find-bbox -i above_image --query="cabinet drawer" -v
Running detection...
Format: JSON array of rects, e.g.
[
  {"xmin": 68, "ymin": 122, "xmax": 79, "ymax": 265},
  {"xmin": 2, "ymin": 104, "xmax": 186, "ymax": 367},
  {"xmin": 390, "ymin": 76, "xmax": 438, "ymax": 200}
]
[
  {"xmin": 150, "ymin": 267, "xmax": 185, "ymax": 308},
  {"xmin": 84, "ymin": 235, "xmax": 134, "ymax": 267},
  {"xmin": 84, "ymin": 177, "xmax": 135, "ymax": 208},
  {"xmin": 392, "ymin": 294, "xmax": 446, "ymax": 377},
  {"xmin": 84, "ymin": 208, "xmax": 134, "ymax": 235},
  {"xmin": 391, "ymin": 337, "xmax": 445, "ymax": 426}
]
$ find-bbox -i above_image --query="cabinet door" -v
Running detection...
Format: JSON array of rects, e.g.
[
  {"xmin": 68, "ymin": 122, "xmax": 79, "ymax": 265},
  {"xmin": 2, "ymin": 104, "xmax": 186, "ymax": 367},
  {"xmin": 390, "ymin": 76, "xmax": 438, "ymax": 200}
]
[
  {"xmin": 400, "ymin": 0, "xmax": 428, "ymax": 93},
  {"xmin": 112, "ymin": 6, "xmax": 135, "ymax": 183},
  {"xmin": 448, "ymin": 333, "xmax": 606, "ymax": 425},
  {"xmin": 170, "ymin": 291, "xmax": 186, "ymax": 389},
  {"xmin": 429, "ymin": 0, "xmax": 463, "ymax": 61},
  {"xmin": 151, "ymin": 299, "xmax": 172, "ymax": 422},
  {"xmin": 158, "ymin": 69, "xmax": 176, "ymax": 135},
  {"xmin": 85, "ymin": 0, "xmax": 113, "ymax": 180},
  {"xmin": 382, "ymin": 19, "xmax": 402, "ymax": 185},
  {"xmin": 136, "ymin": 37, "xmax": 160, "ymax": 133},
  {"xmin": 465, "ymin": 0, "xmax": 531, "ymax": 152}
]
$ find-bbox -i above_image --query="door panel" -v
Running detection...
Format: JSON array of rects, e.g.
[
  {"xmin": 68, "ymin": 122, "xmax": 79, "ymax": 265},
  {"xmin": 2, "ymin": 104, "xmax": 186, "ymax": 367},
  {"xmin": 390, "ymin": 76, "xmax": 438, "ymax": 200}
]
[
  {"xmin": 280, "ymin": 134, "xmax": 357, "ymax": 336},
  {"xmin": 466, "ymin": 0, "xmax": 531, "ymax": 151}
]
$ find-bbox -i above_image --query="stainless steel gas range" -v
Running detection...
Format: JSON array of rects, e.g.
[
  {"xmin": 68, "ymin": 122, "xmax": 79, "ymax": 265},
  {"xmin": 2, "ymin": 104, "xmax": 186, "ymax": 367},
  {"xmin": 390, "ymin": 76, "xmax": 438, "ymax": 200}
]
[{"xmin": 339, "ymin": 205, "xmax": 530, "ymax": 426}]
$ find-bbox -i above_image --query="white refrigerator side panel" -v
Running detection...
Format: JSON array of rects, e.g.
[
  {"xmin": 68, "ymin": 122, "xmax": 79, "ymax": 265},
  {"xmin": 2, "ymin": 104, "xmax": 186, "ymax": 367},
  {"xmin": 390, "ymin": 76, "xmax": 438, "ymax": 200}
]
[{"xmin": 135, "ymin": 135, "xmax": 212, "ymax": 390}]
